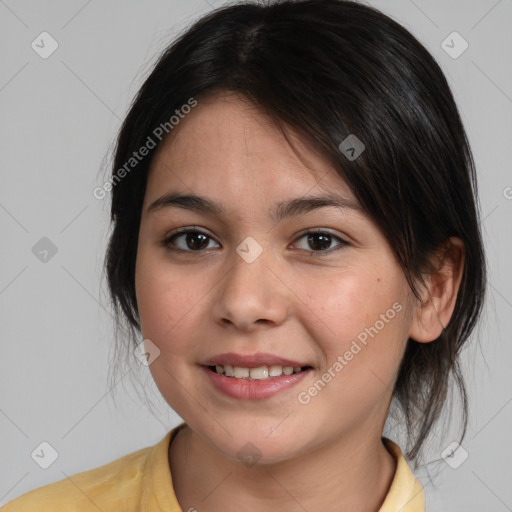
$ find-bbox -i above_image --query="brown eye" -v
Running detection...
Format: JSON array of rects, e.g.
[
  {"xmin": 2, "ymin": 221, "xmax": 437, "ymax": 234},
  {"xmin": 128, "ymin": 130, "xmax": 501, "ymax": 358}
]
[
  {"xmin": 294, "ymin": 230, "xmax": 347, "ymax": 254},
  {"xmin": 163, "ymin": 229, "xmax": 219, "ymax": 252}
]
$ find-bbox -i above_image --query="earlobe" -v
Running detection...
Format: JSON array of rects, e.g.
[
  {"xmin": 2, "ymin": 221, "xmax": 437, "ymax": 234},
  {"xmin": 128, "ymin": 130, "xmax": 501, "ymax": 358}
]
[{"xmin": 409, "ymin": 237, "xmax": 465, "ymax": 343}]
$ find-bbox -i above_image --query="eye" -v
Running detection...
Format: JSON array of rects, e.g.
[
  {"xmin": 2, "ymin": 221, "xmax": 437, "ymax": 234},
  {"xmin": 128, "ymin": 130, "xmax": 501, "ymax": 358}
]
[
  {"xmin": 293, "ymin": 229, "xmax": 348, "ymax": 254},
  {"xmin": 161, "ymin": 227, "xmax": 348, "ymax": 255},
  {"xmin": 162, "ymin": 228, "xmax": 220, "ymax": 252}
]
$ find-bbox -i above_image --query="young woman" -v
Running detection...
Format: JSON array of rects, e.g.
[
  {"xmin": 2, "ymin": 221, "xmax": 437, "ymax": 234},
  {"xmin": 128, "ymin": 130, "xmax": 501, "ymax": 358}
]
[{"xmin": 3, "ymin": 0, "xmax": 486, "ymax": 510}]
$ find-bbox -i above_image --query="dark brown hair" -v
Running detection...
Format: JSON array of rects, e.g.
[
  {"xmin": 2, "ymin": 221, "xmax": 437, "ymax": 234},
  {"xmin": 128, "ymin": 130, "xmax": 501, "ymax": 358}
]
[{"xmin": 102, "ymin": 0, "xmax": 486, "ymax": 465}]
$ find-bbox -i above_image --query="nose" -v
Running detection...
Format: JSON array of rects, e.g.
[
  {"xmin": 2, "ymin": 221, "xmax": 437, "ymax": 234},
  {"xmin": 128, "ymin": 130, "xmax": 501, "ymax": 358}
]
[{"xmin": 212, "ymin": 243, "xmax": 291, "ymax": 332}]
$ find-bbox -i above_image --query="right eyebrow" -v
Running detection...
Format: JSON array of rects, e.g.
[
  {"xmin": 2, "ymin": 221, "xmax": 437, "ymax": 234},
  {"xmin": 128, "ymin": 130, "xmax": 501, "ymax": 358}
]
[{"xmin": 146, "ymin": 193, "xmax": 225, "ymax": 217}]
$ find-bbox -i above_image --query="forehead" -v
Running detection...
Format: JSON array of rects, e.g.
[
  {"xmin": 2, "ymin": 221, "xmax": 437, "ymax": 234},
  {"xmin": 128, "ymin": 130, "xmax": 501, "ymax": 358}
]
[{"xmin": 145, "ymin": 92, "xmax": 355, "ymax": 204}]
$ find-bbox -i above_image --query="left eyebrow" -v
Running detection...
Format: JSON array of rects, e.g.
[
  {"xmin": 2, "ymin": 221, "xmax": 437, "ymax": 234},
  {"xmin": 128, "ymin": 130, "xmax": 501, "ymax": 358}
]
[{"xmin": 146, "ymin": 193, "xmax": 363, "ymax": 222}]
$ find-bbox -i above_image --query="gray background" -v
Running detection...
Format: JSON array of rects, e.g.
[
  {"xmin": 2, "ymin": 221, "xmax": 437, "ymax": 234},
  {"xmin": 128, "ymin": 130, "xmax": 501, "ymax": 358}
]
[{"xmin": 1, "ymin": 0, "xmax": 511, "ymax": 510}]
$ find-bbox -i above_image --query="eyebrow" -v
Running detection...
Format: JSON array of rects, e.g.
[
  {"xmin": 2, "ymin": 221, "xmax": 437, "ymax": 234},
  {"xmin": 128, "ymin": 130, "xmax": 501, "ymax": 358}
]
[{"xmin": 146, "ymin": 192, "xmax": 363, "ymax": 223}]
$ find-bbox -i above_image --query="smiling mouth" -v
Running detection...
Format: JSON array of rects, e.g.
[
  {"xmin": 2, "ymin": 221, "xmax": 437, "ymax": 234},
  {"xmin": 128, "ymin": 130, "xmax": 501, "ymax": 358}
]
[{"xmin": 207, "ymin": 364, "xmax": 313, "ymax": 380}]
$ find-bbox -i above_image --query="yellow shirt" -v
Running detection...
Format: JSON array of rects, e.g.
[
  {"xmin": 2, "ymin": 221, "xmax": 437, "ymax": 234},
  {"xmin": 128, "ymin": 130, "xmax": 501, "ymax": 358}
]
[{"xmin": 1, "ymin": 422, "xmax": 425, "ymax": 511}]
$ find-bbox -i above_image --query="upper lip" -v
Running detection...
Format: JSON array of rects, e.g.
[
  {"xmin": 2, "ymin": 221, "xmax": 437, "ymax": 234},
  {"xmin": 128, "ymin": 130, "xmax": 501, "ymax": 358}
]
[{"xmin": 201, "ymin": 352, "xmax": 310, "ymax": 369}]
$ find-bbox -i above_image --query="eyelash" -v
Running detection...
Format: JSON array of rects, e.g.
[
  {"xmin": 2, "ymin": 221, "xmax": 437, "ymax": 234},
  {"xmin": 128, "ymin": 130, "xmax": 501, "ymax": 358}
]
[{"xmin": 161, "ymin": 227, "xmax": 348, "ymax": 256}]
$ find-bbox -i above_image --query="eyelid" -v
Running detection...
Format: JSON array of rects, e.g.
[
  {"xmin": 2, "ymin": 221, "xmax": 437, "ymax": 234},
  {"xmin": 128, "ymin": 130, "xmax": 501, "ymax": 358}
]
[
  {"xmin": 167, "ymin": 225, "xmax": 213, "ymax": 236},
  {"xmin": 294, "ymin": 227, "xmax": 344, "ymax": 238}
]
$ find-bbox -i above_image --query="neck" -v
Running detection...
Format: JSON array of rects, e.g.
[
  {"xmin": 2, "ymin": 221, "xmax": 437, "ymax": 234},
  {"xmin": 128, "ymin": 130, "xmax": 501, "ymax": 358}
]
[{"xmin": 169, "ymin": 423, "xmax": 396, "ymax": 512}]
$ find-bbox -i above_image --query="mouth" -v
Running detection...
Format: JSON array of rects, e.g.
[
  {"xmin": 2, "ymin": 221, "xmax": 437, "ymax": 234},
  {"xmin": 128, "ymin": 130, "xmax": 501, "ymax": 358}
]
[
  {"xmin": 206, "ymin": 364, "xmax": 313, "ymax": 380},
  {"xmin": 200, "ymin": 352, "xmax": 314, "ymax": 400},
  {"xmin": 201, "ymin": 359, "xmax": 313, "ymax": 400}
]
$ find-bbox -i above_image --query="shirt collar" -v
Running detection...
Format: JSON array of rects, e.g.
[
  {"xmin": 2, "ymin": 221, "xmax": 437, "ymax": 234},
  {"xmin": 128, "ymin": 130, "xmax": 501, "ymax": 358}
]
[{"xmin": 378, "ymin": 437, "xmax": 425, "ymax": 512}]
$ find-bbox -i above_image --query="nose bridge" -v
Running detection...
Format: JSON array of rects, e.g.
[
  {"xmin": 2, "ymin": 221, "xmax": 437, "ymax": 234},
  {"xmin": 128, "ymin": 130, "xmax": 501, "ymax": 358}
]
[{"xmin": 213, "ymin": 237, "xmax": 289, "ymax": 329}]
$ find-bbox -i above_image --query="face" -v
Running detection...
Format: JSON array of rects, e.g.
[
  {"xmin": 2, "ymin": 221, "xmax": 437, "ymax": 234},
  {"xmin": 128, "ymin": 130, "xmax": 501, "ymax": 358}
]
[{"xmin": 135, "ymin": 91, "xmax": 416, "ymax": 463}]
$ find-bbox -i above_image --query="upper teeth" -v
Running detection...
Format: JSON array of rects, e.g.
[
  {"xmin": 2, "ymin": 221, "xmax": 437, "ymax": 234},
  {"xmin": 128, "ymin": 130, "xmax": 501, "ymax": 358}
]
[{"xmin": 214, "ymin": 364, "xmax": 304, "ymax": 380}]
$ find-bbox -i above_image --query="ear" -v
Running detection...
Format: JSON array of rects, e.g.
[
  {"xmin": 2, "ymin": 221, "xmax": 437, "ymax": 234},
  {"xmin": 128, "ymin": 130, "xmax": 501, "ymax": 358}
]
[{"xmin": 409, "ymin": 237, "xmax": 465, "ymax": 343}]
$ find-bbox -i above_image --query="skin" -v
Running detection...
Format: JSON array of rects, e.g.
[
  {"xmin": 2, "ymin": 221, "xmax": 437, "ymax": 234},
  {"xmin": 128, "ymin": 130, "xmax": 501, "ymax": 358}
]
[{"xmin": 134, "ymin": 91, "xmax": 465, "ymax": 511}]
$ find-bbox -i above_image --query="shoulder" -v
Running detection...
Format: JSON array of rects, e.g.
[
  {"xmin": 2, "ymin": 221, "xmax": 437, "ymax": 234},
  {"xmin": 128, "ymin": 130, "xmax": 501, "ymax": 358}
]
[{"xmin": 1, "ymin": 440, "xmax": 161, "ymax": 512}]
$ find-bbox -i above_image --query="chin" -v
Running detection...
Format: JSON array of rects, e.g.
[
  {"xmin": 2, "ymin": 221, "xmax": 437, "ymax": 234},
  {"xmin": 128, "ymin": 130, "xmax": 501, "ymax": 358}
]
[{"xmin": 202, "ymin": 424, "xmax": 310, "ymax": 466}]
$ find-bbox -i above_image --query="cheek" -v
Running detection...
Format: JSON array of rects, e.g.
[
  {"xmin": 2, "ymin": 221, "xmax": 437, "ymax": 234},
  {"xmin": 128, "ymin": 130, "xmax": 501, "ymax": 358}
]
[
  {"xmin": 301, "ymin": 267, "xmax": 408, "ymax": 372},
  {"xmin": 134, "ymin": 251, "xmax": 206, "ymax": 412},
  {"xmin": 135, "ymin": 247, "xmax": 221, "ymax": 367},
  {"xmin": 135, "ymin": 251, "xmax": 193, "ymax": 353},
  {"xmin": 297, "ymin": 272, "xmax": 408, "ymax": 423}
]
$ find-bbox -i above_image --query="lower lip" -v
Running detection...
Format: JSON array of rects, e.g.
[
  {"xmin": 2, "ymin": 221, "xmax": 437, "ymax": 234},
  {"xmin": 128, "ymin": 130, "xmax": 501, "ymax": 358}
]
[{"xmin": 201, "ymin": 366, "xmax": 311, "ymax": 400}]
